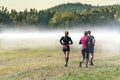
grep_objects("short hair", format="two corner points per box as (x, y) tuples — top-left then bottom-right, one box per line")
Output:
(88, 30), (91, 34)
(65, 31), (69, 34)
(84, 31), (88, 35)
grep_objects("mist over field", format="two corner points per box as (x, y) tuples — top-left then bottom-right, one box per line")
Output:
(0, 26), (120, 54)
(0, 26), (120, 80)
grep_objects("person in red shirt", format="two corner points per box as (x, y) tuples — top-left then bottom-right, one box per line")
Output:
(79, 31), (89, 68)
(60, 31), (73, 67)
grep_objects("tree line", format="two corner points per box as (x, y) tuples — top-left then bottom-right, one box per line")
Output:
(0, 3), (120, 28)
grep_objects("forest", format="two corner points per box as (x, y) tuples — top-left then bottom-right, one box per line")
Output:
(0, 3), (120, 28)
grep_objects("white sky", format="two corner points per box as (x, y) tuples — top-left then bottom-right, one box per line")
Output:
(0, 0), (120, 11)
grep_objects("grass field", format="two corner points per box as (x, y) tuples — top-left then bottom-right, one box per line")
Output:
(0, 47), (120, 80)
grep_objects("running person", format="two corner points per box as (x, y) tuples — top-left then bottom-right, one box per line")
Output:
(60, 31), (73, 67)
(79, 31), (89, 68)
(88, 30), (95, 65)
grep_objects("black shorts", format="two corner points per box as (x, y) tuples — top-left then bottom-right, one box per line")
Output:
(81, 48), (89, 59)
(63, 46), (70, 52)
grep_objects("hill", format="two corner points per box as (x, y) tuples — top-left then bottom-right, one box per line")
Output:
(0, 3), (120, 27)
(47, 3), (99, 13)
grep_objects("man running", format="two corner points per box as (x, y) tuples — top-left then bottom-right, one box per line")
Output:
(60, 31), (73, 67)
(88, 30), (95, 66)
(79, 31), (89, 68)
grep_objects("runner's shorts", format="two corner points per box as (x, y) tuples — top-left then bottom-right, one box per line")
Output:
(89, 47), (94, 53)
(63, 46), (70, 52)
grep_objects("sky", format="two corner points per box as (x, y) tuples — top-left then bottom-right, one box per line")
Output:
(0, 0), (120, 11)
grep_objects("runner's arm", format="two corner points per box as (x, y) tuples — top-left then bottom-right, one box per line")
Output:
(69, 37), (73, 45)
(60, 37), (64, 45)
(79, 40), (82, 44)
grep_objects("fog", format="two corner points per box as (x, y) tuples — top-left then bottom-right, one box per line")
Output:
(0, 27), (120, 54)
(0, 31), (61, 49)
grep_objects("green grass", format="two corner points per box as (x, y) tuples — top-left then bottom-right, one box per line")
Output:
(54, 65), (120, 80)
(54, 55), (120, 80)
(0, 47), (119, 80)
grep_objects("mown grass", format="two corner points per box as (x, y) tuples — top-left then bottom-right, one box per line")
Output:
(53, 55), (120, 80)
(54, 65), (120, 80)
(0, 47), (119, 80)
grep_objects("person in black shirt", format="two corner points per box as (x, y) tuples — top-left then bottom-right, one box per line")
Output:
(60, 31), (73, 67)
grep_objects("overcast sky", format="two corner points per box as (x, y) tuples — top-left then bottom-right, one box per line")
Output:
(0, 0), (120, 11)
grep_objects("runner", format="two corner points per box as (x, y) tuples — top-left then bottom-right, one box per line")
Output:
(88, 30), (95, 66)
(60, 31), (73, 67)
(79, 31), (89, 68)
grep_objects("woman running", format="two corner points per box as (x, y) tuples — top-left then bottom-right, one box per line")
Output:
(60, 31), (73, 67)
(79, 31), (89, 68)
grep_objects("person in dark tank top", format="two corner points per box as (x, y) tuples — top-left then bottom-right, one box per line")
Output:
(88, 30), (95, 66)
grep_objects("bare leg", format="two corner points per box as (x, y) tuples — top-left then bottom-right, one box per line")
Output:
(91, 53), (94, 61)
(90, 53), (94, 65)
